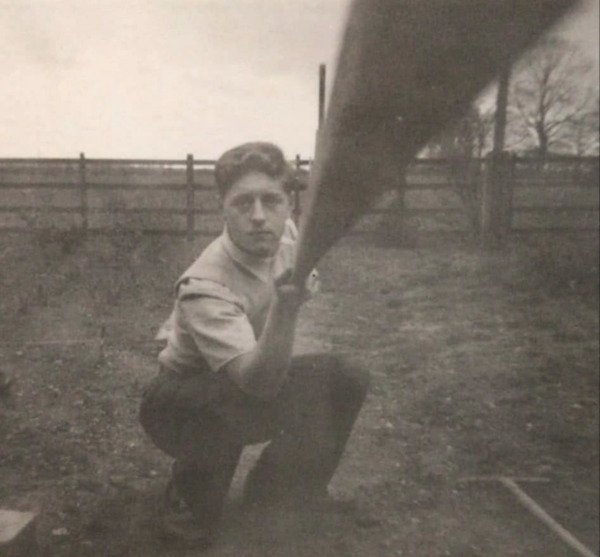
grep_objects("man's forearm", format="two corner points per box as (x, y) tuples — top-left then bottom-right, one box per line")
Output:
(224, 297), (300, 399)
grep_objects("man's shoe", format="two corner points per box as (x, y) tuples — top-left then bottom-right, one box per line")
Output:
(159, 480), (216, 549)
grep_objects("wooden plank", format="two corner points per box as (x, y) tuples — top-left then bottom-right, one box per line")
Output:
(83, 157), (186, 166)
(368, 207), (464, 215)
(0, 155), (595, 166)
(85, 182), (189, 190)
(1, 223), (594, 236)
(515, 154), (599, 163)
(0, 182), (216, 191)
(406, 208), (465, 216)
(7, 205), (592, 219)
(405, 181), (464, 191)
(413, 158), (461, 166)
(499, 478), (598, 557)
(0, 206), (221, 215)
(514, 179), (599, 188)
(0, 226), (219, 236)
(0, 182), (78, 189)
(0, 158), (76, 164)
(512, 225), (599, 232)
(0, 180), (488, 192)
(515, 206), (599, 213)
(0, 206), (84, 214)
(0, 509), (38, 556)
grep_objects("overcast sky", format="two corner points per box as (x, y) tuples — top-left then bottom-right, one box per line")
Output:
(1, 0), (598, 159)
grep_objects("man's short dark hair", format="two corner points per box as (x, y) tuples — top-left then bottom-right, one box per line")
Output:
(214, 142), (294, 198)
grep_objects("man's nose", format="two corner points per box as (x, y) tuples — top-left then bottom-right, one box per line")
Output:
(250, 199), (266, 223)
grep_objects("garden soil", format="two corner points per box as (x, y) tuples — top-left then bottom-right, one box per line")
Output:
(0, 230), (597, 556)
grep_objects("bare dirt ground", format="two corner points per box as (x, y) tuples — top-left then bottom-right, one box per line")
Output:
(0, 228), (598, 556)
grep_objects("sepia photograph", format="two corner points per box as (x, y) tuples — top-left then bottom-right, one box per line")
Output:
(1, 1), (598, 555)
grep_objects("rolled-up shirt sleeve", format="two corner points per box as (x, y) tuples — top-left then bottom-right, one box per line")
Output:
(177, 279), (256, 372)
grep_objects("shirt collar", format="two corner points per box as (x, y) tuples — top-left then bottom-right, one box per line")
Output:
(221, 226), (275, 283)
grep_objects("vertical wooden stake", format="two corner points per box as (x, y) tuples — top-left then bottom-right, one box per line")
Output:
(502, 154), (516, 237)
(293, 154), (302, 225)
(186, 154), (195, 242)
(481, 153), (500, 248)
(315, 63), (327, 152)
(78, 152), (88, 233)
(394, 172), (407, 244)
(318, 64), (326, 128)
(493, 60), (511, 154)
(98, 323), (106, 363)
(481, 151), (513, 249)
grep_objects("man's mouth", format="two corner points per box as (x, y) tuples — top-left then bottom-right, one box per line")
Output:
(249, 231), (275, 239)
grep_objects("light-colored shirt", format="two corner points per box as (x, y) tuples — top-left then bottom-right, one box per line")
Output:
(157, 219), (318, 374)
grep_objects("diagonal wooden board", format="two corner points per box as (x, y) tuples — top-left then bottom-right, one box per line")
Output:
(0, 509), (37, 554)
(293, 0), (578, 283)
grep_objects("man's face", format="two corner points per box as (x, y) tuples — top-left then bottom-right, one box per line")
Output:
(222, 171), (292, 257)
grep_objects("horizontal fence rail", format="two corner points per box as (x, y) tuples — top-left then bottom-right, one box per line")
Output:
(0, 154), (598, 240)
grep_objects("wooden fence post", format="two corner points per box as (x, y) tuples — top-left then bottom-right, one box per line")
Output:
(318, 64), (326, 128)
(293, 154), (302, 224)
(480, 151), (514, 248)
(78, 152), (88, 232)
(394, 172), (407, 243)
(503, 154), (516, 237)
(186, 154), (194, 241)
(315, 64), (327, 153)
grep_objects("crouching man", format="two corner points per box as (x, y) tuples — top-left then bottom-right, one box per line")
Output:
(139, 142), (369, 547)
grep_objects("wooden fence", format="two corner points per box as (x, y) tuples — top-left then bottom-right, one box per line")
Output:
(0, 154), (597, 241)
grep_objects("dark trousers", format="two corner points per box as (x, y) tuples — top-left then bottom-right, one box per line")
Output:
(139, 354), (369, 526)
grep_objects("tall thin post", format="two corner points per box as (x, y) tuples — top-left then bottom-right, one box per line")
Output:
(78, 152), (88, 233)
(293, 154), (302, 224)
(481, 151), (512, 249)
(318, 64), (326, 129)
(503, 153), (516, 236)
(482, 57), (513, 248)
(493, 61), (511, 154)
(394, 172), (407, 245)
(186, 154), (195, 241)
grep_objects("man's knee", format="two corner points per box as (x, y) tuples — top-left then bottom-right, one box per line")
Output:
(330, 355), (370, 404)
(139, 381), (180, 458)
(290, 353), (370, 402)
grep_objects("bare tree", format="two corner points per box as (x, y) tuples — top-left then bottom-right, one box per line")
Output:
(425, 105), (494, 159)
(561, 94), (599, 156)
(509, 37), (598, 158)
(422, 106), (495, 232)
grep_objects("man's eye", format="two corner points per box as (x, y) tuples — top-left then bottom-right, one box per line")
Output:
(262, 195), (282, 207)
(233, 197), (253, 209)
